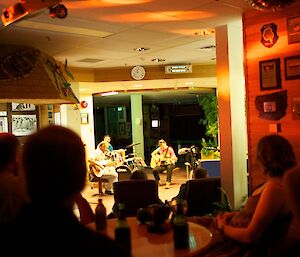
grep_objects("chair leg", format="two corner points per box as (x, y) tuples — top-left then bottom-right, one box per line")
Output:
(92, 181), (106, 196)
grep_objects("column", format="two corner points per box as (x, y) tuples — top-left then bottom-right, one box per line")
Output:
(216, 18), (248, 210)
(130, 94), (145, 160)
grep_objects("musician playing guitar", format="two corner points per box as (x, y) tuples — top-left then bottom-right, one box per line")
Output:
(89, 141), (118, 195)
(151, 139), (177, 189)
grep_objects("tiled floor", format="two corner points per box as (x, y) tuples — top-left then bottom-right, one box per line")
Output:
(77, 167), (188, 216)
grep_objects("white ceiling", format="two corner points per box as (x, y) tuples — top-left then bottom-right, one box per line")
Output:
(0, 0), (253, 104)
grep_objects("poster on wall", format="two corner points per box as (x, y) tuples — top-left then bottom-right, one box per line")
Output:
(12, 114), (37, 136)
(12, 103), (36, 111)
(0, 117), (8, 133)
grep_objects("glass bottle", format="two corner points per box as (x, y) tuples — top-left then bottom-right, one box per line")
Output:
(95, 198), (107, 231)
(114, 203), (131, 254)
(173, 199), (189, 249)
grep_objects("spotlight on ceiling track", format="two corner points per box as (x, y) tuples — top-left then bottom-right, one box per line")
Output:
(49, 4), (68, 19)
(245, 0), (296, 11)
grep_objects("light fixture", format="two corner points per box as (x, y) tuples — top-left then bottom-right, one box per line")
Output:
(195, 29), (215, 36)
(133, 84), (144, 88)
(49, 4), (68, 19)
(101, 91), (119, 96)
(134, 47), (150, 52)
(185, 82), (194, 85)
(198, 45), (216, 50)
(245, 0), (295, 11)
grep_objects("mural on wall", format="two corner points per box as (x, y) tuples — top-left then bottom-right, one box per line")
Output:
(255, 90), (287, 120)
(260, 23), (279, 48)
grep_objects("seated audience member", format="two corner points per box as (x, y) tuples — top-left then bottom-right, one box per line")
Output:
(130, 169), (148, 180)
(281, 165), (300, 256)
(2, 126), (131, 257)
(0, 133), (28, 226)
(107, 169), (151, 218)
(151, 139), (177, 188)
(188, 134), (297, 257)
(90, 141), (118, 195)
(171, 166), (208, 202)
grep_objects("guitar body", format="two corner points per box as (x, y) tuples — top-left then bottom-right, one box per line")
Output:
(150, 155), (171, 168)
(88, 159), (115, 178)
(150, 155), (160, 168)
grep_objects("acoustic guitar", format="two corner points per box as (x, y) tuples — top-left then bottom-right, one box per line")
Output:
(150, 154), (172, 169)
(88, 159), (115, 177)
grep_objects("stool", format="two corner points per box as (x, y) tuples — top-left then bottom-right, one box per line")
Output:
(185, 162), (194, 180)
(91, 178), (109, 196)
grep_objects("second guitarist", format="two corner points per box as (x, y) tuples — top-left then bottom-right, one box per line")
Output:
(151, 139), (177, 188)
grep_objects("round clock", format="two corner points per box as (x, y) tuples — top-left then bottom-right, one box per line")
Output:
(131, 65), (146, 80)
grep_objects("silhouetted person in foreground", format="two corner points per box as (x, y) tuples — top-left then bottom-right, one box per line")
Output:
(2, 126), (131, 257)
(0, 133), (28, 226)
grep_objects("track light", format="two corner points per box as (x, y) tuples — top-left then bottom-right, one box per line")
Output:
(49, 4), (68, 19)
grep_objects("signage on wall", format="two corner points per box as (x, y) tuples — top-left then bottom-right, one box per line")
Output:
(260, 23), (278, 48)
(165, 64), (192, 74)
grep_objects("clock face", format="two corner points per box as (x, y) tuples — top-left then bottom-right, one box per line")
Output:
(131, 66), (146, 80)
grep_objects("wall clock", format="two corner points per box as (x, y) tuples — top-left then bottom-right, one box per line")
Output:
(131, 66), (146, 80)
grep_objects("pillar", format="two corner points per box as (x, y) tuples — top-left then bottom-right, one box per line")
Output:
(130, 94), (145, 159)
(216, 18), (248, 210)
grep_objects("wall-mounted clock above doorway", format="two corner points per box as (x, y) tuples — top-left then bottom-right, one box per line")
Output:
(131, 65), (146, 80)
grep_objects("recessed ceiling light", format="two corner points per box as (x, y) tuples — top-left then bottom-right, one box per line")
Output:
(198, 45), (216, 51)
(195, 29), (215, 36)
(133, 84), (144, 88)
(101, 91), (119, 96)
(134, 47), (150, 52)
(185, 82), (194, 85)
(152, 58), (166, 62)
(77, 58), (104, 63)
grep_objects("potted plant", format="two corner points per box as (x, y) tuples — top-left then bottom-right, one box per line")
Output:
(198, 93), (219, 159)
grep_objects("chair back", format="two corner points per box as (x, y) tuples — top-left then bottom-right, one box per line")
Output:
(113, 180), (163, 217)
(185, 177), (221, 216)
(74, 194), (95, 225)
(200, 159), (220, 177)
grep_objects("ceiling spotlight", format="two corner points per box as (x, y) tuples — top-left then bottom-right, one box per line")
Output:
(49, 4), (68, 19)
(151, 58), (166, 62)
(134, 47), (150, 52)
(195, 29), (215, 36)
(101, 91), (119, 96)
(198, 45), (216, 50)
(245, 0), (295, 11)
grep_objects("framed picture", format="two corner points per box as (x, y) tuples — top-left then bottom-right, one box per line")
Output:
(119, 123), (126, 136)
(287, 16), (300, 44)
(0, 117), (8, 133)
(12, 103), (36, 111)
(12, 114), (37, 136)
(292, 97), (300, 120)
(80, 113), (89, 124)
(259, 58), (281, 91)
(117, 106), (126, 122)
(284, 55), (300, 80)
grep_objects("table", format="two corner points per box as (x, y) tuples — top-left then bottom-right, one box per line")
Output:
(87, 217), (212, 257)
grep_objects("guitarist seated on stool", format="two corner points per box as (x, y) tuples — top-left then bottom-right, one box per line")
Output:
(89, 141), (118, 195)
(151, 139), (177, 188)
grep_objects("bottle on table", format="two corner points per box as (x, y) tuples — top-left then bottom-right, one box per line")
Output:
(95, 198), (107, 231)
(114, 203), (131, 254)
(173, 199), (189, 249)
